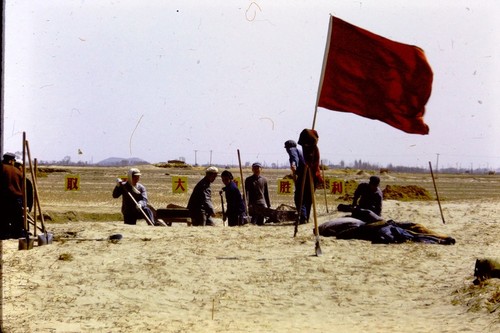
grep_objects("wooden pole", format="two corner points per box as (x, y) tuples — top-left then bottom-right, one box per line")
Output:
(308, 168), (322, 256)
(429, 161), (445, 224)
(220, 191), (226, 227)
(321, 160), (328, 213)
(237, 149), (248, 225)
(25, 140), (48, 235)
(294, 165), (308, 238)
(22, 132), (28, 234)
(312, 15), (334, 129)
(31, 158), (50, 236)
(32, 159), (38, 237)
(125, 191), (155, 226)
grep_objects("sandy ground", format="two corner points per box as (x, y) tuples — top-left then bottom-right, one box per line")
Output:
(1, 200), (499, 333)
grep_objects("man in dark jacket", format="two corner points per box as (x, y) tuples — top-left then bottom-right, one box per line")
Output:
(188, 166), (218, 226)
(220, 170), (246, 227)
(0, 153), (27, 239)
(352, 176), (383, 221)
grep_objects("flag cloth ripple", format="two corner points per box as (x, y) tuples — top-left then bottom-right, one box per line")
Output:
(317, 16), (433, 135)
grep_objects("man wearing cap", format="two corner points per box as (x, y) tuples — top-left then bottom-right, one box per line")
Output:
(351, 176), (383, 221)
(0, 153), (27, 239)
(112, 168), (155, 225)
(284, 140), (302, 181)
(187, 166), (218, 226)
(284, 140), (309, 224)
(244, 162), (271, 225)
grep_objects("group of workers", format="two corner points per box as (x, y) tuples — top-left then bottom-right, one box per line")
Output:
(112, 129), (383, 227)
(0, 130), (382, 237)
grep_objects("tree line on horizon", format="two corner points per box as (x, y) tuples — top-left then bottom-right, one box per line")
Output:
(34, 155), (497, 175)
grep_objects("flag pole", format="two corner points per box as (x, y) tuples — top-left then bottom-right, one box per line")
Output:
(312, 14), (334, 130)
(309, 15), (333, 243)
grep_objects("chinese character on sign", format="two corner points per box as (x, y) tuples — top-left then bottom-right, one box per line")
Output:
(277, 179), (294, 195)
(233, 177), (241, 189)
(65, 175), (80, 191)
(172, 176), (188, 194)
(328, 178), (345, 195)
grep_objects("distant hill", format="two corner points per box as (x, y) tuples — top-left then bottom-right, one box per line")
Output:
(96, 157), (149, 166)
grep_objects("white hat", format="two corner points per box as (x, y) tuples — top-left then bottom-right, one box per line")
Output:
(128, 168), (142, 179)
(205, 166), (218, 174)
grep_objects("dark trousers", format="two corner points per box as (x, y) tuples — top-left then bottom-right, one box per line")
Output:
(123, 206), (155, 225)
(1, 197), (26, 239)
(189, 211), (215, 226)
(294, 178), (312, 224)
(249, 204), (267, 225)
(227, 214), (245, 227)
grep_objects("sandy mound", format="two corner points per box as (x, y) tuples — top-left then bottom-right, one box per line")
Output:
(383, 184), (432, 200)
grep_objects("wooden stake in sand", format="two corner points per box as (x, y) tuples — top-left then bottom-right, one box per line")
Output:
(429, 161), (446, 224)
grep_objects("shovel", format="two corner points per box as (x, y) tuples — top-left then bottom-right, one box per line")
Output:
(18, 236), (36, 250)
(308, 168), (322, 257)
(25, 146), (53, 246)
(220, 191), (226, 227)
(56, 234), (123, 243)
(126, 191), (155, 226)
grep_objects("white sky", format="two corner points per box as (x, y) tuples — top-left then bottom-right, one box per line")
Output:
(4, 0), (500, 169)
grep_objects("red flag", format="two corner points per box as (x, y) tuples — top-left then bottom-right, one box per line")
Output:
(317, 16), (433, 134)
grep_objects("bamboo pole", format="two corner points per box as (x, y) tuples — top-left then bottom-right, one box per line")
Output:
(429, 161), (445, 224)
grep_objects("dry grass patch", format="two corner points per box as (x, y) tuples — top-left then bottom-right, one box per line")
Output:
(452, 279), (500, 318)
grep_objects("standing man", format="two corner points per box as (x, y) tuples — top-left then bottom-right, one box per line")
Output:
(220, 170), (246, 227)
(245, 162), (271, 226)
(188, 166), (218, 226)
(284, 140), (301, 181)
(0, 153), (26, 239)
(284, 140), (308, 224)
(112, 168), (155, 225)
(352, 176), (383, 221)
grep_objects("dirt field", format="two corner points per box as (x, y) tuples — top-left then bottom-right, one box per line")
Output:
(1, 166), (499, 332)
(29, 164), (500, 221)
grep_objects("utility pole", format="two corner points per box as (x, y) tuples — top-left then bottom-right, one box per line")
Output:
(209, 150), (212, 165)
(435, 153), (440, 175)
(194, 150), (198, 166)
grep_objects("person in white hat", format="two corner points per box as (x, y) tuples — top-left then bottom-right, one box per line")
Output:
(187, 166), (218, 226)
(112, 168), (155, 225)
